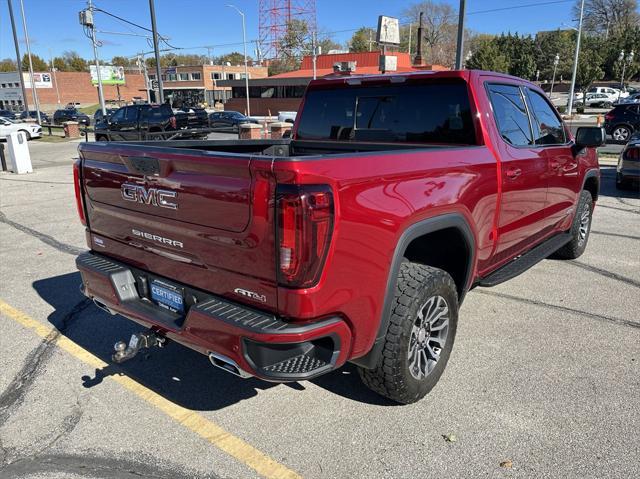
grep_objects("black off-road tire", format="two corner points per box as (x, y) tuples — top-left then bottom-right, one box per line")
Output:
(358, 262), (459, 404)
(553, 190), (593, 260)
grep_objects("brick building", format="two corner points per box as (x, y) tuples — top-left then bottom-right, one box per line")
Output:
(0, 71), (147, 112)
(220, 51), (448, 116)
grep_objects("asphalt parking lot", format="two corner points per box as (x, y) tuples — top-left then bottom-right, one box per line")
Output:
(0, 140), (638, 478)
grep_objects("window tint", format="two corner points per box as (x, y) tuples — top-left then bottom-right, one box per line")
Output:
(296, 81), (476, 144)
(110, 108), (125, 122)
(525, 89), (566, 145)
(487, 83), (532, 146)
(123, 106), (138, 122)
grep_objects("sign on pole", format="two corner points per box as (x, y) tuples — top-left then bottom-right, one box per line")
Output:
(22, 72), (53, 89)
(90, 65), (125, 85)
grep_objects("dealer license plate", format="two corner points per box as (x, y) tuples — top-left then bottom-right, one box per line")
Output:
(150, 279), (184, 313)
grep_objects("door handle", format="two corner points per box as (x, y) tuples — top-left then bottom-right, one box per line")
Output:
(506, 167), (522, 179)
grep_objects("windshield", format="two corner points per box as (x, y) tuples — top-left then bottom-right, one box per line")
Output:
(296, 80), (476, 145)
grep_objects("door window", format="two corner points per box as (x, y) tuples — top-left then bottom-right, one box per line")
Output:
(525, 89), (566, 145)
(123, 106), (138, 122)
(487, 83), (532, 146)
(110, 108), (125, 122)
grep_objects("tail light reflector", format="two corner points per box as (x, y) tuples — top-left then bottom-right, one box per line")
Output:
(277, 185), (334, 288)
(73, 159), (87, 226)
(604, 112), (614, 120)
(625, 147), (640, 161)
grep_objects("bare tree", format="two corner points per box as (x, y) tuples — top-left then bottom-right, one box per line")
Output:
(403, 1), (460, 66)
(573, 0), (640, 37)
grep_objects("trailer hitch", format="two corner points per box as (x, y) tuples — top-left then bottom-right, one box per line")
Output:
(112, 330), (166, 364)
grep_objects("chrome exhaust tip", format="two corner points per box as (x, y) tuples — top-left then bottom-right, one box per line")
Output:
(208, 352), (252, 379)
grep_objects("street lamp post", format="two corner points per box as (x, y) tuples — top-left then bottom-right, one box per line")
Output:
(618, 49), (635, 99)
(550, 54), (560, 98)
(226, 4), (250, 117)
(567, 0), (585, 116)
(19, 0), (41, 124)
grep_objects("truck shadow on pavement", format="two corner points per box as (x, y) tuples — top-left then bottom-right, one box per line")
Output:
(33, 272), (392, 411)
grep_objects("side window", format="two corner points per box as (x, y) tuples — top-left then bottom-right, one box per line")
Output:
(123, 107), (138, 122)
(525, 89), (566, 145)
(110, 108), (125, 122)
(487, 83), (532, 146)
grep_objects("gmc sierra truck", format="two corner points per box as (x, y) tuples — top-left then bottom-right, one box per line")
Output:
(74, 70), (605, 404)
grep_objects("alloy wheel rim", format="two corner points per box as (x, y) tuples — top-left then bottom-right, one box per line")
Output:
(578, 203), (590, 245)
(408, 295), (449, 380)
(613, 128), (629, 141)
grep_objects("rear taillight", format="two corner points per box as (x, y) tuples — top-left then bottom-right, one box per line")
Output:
(169, 116), (177, 129)
(277, 185), (334, 288)
(605, 112), (614, 120)
(625, 147), (640, 161)
(73, 159), (87, 226)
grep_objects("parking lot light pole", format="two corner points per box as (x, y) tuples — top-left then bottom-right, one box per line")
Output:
(550, 54), (559, 98)
(226, 4), (250, 117)
(7, 0), (29, 114)
(18, 0), (41, 124)
(567, 0), (584, 117)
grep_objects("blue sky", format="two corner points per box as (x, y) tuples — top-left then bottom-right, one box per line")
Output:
(0, 0), (579, 63)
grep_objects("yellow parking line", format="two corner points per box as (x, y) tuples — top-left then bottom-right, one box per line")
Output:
(0, 299), (301, 479)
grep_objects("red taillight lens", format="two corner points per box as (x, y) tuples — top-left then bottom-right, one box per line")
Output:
(73, 159), (87, 226)
(170, 116), (177, 129)
(625, 147), (640, 161)
(277, 185), (334, 288)
(605, 112), (614, 120)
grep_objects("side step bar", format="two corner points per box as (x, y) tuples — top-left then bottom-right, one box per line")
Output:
(478, 233), (571, 287)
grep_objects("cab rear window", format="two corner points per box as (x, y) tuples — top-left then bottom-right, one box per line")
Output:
(296, 81), (476, 145)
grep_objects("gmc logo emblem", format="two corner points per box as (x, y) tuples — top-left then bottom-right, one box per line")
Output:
(121, 183), (178, 209)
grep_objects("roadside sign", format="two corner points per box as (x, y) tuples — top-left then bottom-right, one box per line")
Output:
(377, 16), (400, 45)
(22, 72), (53, 89)
(90, 65), (125, 85)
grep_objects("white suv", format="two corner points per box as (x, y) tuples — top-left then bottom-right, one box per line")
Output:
(575, 86), (628, 101)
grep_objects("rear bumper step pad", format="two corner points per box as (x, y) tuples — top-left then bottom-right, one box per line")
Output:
(76, 251), (351, 381)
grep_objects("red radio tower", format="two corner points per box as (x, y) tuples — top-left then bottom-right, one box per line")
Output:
(258, 0), (317, 61)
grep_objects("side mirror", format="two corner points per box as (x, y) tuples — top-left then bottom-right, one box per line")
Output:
(575, 126), (606, 149)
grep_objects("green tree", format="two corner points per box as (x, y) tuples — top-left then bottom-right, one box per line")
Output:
(534, 29), (575, 81)
(21, 53), (48, 72)
(575, 40), (605, 102)
(63, 51), (88, 71)
(216, 52), (246, 65)
(465, 38), (509, 73)
(0, 58), (17, 72)
(111, 56), (132, 67)
(52, 57), (67, 71)
(349, 27), (375, 52)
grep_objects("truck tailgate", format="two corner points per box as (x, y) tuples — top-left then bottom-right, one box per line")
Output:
(78, 142), (278, 310)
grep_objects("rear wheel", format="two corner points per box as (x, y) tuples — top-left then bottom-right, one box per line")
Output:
(358, 262), (458, 404)
(553, 190), (593, 260)
(612, 125), (631, 143)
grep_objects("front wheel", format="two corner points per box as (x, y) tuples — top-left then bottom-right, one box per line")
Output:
(553, 190), (593, 259)
(19, 130), (31, 140)
(358, 262), (458, 404)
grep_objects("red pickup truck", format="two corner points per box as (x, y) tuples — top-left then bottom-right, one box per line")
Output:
(74, 70), (604, 404)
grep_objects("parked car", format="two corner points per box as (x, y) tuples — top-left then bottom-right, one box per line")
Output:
(209, 111), (259, 130)
(19, 110), (50, 124)
(574, 86), (627, 102)
(175, 107), (209, 129)
(278, 111), (297, 123)
(74, 69), (605, 404)
(614, 93), (640, 105)
(0, 117), (42, 140)
(0, 109), (17, 120)
(93, 108), (118, 124)
(583, 93), (613, 108)
(604, 103), (640, 143)
(53, 108), (90, 126)
(616, 135), (640, 190)
(94, 103), (206, 141)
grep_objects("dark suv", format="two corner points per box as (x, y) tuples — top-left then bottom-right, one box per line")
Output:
(604, 104), (640, 143)
(19, 110), (50, 124)
(94, 103), (185, 141)
(53, 108), (91, 126)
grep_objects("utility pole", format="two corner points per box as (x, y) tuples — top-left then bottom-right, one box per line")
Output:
(7, 0), (29, 114)
(368, 30), (373, 52)
(49, 48), (61, 105)
(80, 0), (106, 116)
(454, 0), (466, 69)
(312, 31), (319, 80)
(408, 22), (412, 56)
(567, 0), (584, 116)
(19, 0), (40, 123)
(149, 0), (164, 104)
(414, 12), (424, 66)
(226, 4), (250, 117)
